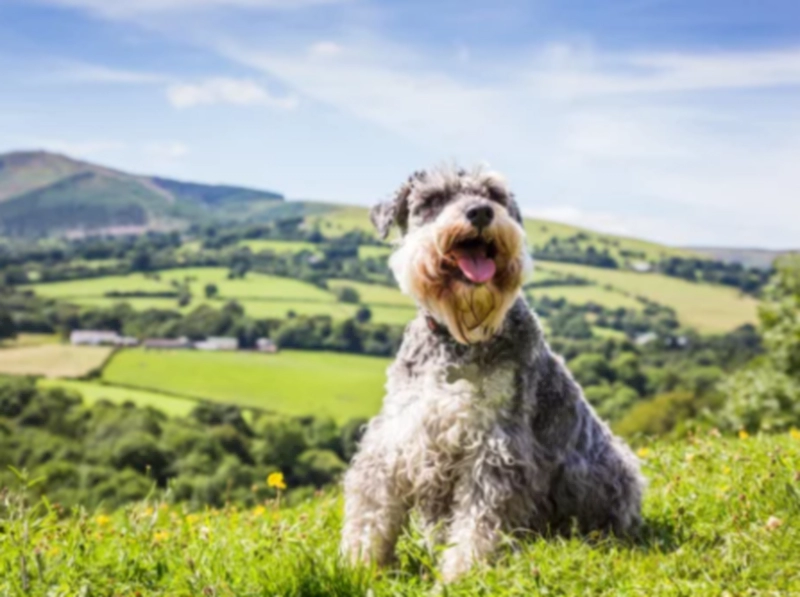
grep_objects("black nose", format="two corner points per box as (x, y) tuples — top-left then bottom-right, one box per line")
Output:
(466, 205), (494, 229)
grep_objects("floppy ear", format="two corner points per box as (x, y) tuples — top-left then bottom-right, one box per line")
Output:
(369, 180), (412, 239)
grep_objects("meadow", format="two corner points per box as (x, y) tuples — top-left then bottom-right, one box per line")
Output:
(540, 262), (760, 333)
(23, 267), (397, 324)
(38, 378), (197, 416)
(101, 348), (391, 422)
(2, 431), (798, 595)
(0, 344), (112, 378)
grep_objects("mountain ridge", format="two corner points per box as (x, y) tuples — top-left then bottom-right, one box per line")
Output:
(0, 150), (285, 238)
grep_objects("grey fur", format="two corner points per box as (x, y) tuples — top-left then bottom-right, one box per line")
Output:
(342, 167), (644, 582)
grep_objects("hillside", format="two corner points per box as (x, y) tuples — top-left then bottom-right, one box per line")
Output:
(0, 151), (285, 238)
(690, 247), (797, 269)
(2, 431), (798, 595)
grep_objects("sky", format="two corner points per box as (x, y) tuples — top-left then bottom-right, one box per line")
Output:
(1, 0), (800, 249)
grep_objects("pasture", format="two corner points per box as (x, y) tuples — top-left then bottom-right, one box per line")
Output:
(539, 261), (760, 333)
(102, 349), (391, 422)
(39, 378), (196, 416)
(0, 344), (112, 378)
(3, 432), (798, 595)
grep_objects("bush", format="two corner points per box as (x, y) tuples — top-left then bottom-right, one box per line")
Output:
(293, 449), (346, 487)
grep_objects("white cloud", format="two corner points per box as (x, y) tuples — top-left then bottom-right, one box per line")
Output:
(143, 141), (189, 159)
(531, 47), (800, 99)
(308, 41), (343, 58)
(166, 78), (297, 109)
(217, 40), (800, 247)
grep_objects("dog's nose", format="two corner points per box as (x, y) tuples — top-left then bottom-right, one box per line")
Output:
(466, 205), (494, 229)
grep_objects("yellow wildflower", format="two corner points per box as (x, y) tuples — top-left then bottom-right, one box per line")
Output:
(48, 546), (61, 557)
(738, 430), (750, 440)
(790, 428), (800, 440)
(143, 506), (155, 516)
(722, 466), (732, 475)
(636, 447), (650, 459)
(95, 515), (111, 527)
(153, 530), (170, 543)
(185, 513), (200, 525)
(253, 505), (267, 517)
(267, 472), (287, 491)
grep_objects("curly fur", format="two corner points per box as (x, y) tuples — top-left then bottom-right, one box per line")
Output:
(342, 166), (644, 582)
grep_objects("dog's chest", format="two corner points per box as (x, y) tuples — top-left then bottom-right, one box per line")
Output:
(390, 363), (518, 464)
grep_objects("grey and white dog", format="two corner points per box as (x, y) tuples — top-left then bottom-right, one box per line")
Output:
(340, 166), (643, 582)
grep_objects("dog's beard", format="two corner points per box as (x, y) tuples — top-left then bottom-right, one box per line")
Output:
(392, 212), (529, 345)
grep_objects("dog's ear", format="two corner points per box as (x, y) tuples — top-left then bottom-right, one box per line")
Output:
(370, 179), (412, 239)
(506, 193), (524, 225)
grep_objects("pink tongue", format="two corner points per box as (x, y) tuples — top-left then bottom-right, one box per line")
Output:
(456, 256), (496, 284)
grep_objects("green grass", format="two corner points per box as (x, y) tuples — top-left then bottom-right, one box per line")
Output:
(327, 279), (414, 308)
(2, 432), (798, 595)
(358, 245), (392, 259)
(0, 344), (113, 378)
(38, 379), (196, 416)
(239, 239), (322, 254)
(102, 349), (390, 422)
(537, 261), (759, 333)
(529, 285), (643, 310)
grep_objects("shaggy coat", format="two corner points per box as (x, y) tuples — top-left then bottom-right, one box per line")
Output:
(341, 167), (643, 582)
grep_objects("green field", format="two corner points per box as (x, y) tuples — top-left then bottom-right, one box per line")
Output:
(529, 284), (643, 310)
(102, 349), (391, 422)
(23, 267), (416, 325)
(39, 379), (196, 416)
(3, 432), (798, 595)
(0, 344), (112, 378)
(327, 279), (414, 308)
(239, 239), (322, 254)
(539, 261), (759, 333)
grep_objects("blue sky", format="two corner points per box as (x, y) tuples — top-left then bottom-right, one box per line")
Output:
(1, 0), (800, 248)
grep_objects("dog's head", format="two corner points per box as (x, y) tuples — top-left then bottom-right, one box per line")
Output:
(372, 166), (531, 345)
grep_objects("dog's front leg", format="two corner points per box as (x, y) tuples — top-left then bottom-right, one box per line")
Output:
(439, 474), (504, 583)
(340, 452), (407, 568)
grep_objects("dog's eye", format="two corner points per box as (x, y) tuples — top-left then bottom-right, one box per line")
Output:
(486, 186), (507, 205)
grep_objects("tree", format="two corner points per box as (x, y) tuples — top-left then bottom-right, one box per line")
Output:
(334, 285), (361, 304)
(355, 306), (372, 324)
(720, 256), (800, 432)
(204, 283), (219, 299)
(0, 308), (15, 341)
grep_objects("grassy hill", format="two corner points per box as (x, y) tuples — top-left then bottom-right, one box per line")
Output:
(0, 151), (285, 238)
(2, 431), (798, 595)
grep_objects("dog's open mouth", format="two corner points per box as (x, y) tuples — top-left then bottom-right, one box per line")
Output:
(449, 237), (498, 284)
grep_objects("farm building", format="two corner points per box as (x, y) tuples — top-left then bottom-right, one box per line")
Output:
(195, 337), (239, 351)
(143, 337), (194, 350)
(70, 330), (138, 346)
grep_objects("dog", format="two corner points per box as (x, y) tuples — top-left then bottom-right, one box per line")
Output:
(340, 166), (643, 582)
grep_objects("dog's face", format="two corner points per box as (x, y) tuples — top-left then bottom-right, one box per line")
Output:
(372, 167), (531, 344)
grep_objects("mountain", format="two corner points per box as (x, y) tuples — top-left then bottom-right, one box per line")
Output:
(0, 151), (286, 238)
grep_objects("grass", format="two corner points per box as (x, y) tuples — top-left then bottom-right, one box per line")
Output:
(102, 349), (391, 422)
(0, 333), (60, 349)
(37, 379), (197, 416)
(21, 268), (414, 325)
(327, 279), (414, 308)
(2, 432), (798, 595)
(529, 285), (643, 310)
(0, 344), (112, 378)
(538, 261), (759, 333)
(239, 239), (322, 254)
